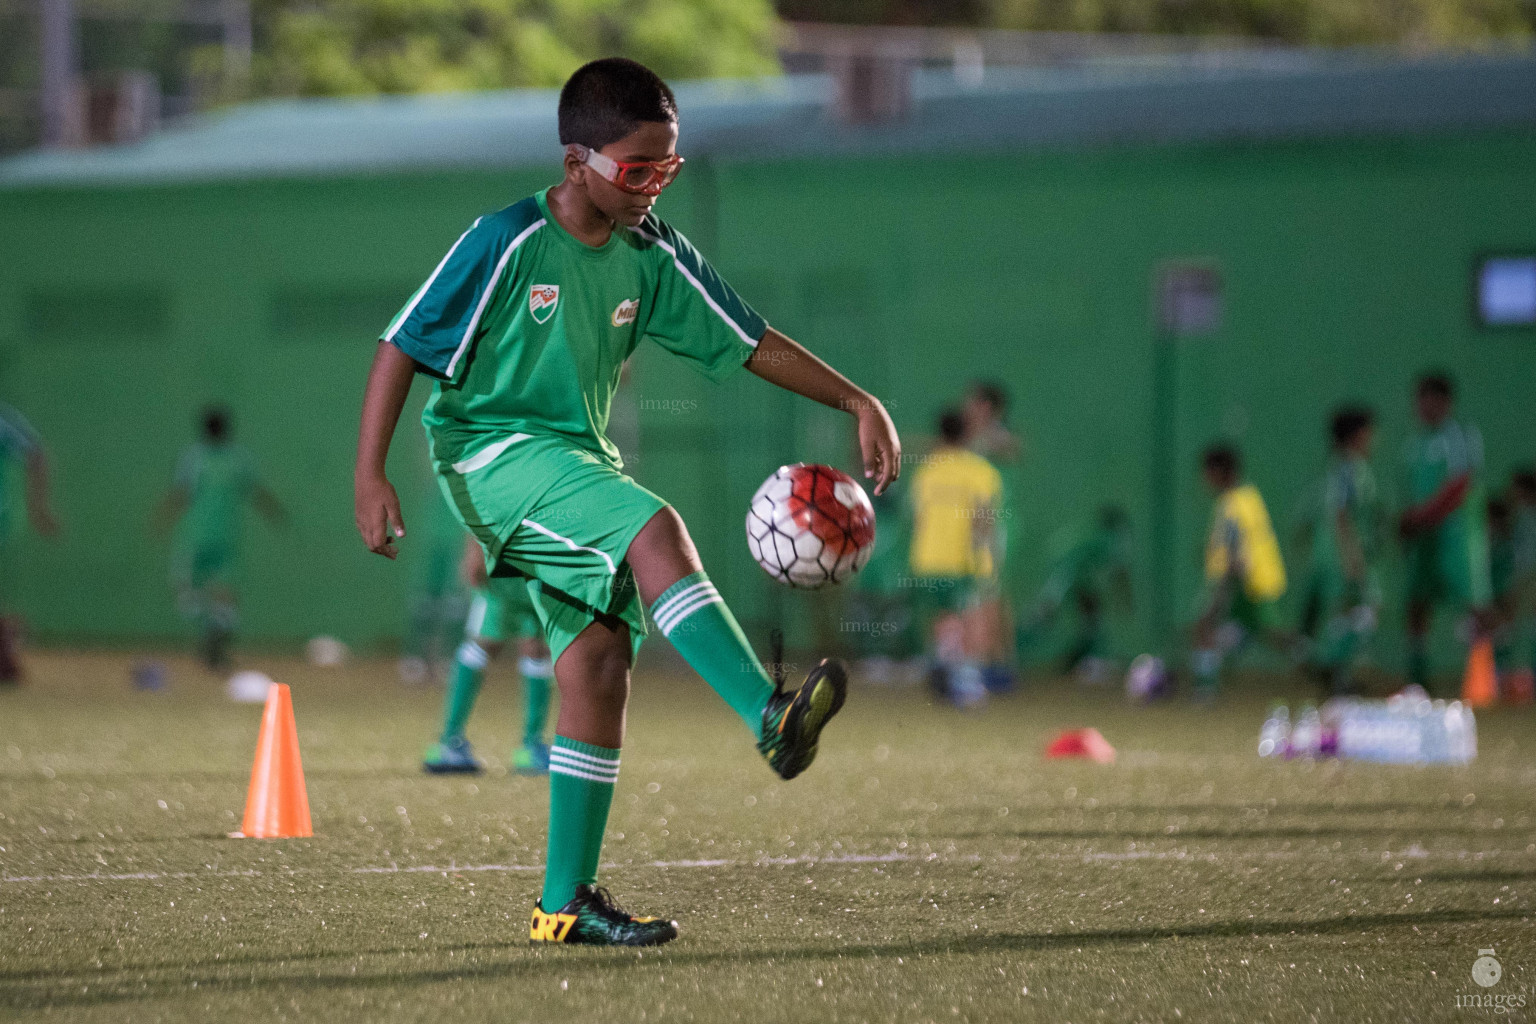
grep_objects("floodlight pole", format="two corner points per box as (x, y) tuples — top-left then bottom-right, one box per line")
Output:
(39, 0), (81, 148)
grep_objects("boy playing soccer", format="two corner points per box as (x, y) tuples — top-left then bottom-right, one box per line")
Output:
(354, 58), (900, 946)
(1017, 504), (1132, 683)
(158, 407), (285, 670)
(907, 409), (1003, 708)
(1398, 372), (1492, 692)
(1297, 407), (1382, 695)
(423, 536), (555, 775)
(0, 401), (59, 683)
(1191, 445), (1289, 700)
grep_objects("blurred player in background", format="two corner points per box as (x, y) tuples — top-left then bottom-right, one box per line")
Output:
(399, 467), (472, 685)
(0, 402), (59, 683)
(1499, 469), (1536, 701)
(1296, 406), (1382, 695)
(1398, 372), (1491, 693)
(355, 59), (899, 946)
(961, 381), (1021, 691)
(908, 409), (1003, 708)
(1016, 504), (1132, 684)
(1191, 444), (1289, 701)
(157, 407), (285, 671)
(423, 536), (554, 774)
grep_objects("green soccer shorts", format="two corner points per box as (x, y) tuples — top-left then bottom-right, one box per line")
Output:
(1197, 586), (1283, 637)
(465, 577), (542, 644)
(170, 539), (237, 592)
(436, 435), (667, 667)
(1406, 526), (1492, 609)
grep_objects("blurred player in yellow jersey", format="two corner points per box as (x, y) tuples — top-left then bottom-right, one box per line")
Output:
(1192, 444), (1290, 701)
(908, 409), (1003, 708)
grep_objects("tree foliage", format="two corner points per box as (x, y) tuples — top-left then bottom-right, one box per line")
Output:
(777, 0), (1536, 45)
(234, 0), (779, 98)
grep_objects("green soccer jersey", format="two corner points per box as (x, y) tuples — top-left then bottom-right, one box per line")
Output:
(1402, 418), (1484, 533)
(174, 441), (259, 549)
(0, 403), (39, 538)
(383, 189), (766, 473)
(1044, 520), (1130, 595)
(1313, 454), (1381, 570)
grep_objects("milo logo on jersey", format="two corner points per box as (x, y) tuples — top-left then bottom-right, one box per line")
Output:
(529, 285), (560, 324)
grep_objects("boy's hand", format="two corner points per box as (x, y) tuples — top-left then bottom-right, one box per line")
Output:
(355, 474), (405, 558)
(856, 401), (901, 496)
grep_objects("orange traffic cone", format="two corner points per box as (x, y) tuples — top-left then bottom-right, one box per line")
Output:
(1461, 638), (1498, 710)
(232, 682), (313, 839)
(1044, 727), (1116, 764)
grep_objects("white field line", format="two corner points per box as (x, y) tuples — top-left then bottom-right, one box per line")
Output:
(0, 851), (912, 885)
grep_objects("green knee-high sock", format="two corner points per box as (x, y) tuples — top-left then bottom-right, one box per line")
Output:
(518, 655), (553, 747)
(651, 571), (775, 736)
(542, 737), (619, 910)
(440, 640), (488, 742)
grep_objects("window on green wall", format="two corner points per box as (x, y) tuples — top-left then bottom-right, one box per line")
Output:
(1476, 256), (1536, 328)
(23, 286), (171, 341)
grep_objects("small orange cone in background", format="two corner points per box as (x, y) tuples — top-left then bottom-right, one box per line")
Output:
(1044, 727), (1116, 764)
(232, 682), (313, 839)
(1462, 638), (1498, 710)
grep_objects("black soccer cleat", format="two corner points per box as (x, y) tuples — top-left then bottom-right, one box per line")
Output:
(757, 632), (848, 781)
(529, 884), (679, 946)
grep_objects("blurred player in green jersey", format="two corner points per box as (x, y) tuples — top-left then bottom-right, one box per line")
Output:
(1398, 373), (1492, 692)
(1297, 406), (1383, 695)
(1017, 504), (1132, 683)
(158, 407), (285, 670)
(0, 402), (59, 683)
(354, 59), (900, 946)
(423, 535), (554, 774)
(1191, 445), (1290, 701)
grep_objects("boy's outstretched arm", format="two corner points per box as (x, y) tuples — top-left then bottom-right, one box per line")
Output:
(355, 341), (417, 558)
(23, 449), (59, 538)
(746, 328), (901, 495)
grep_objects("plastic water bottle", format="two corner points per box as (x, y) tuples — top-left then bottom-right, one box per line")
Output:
(1257, 704), (1290, 757)
(1332, 697), (1476, 764)
(1288, 704), (1323, 758)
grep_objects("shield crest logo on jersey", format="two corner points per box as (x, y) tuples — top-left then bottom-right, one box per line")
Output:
(529, 285), (560, 324)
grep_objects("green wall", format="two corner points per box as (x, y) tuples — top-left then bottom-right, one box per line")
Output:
(1, 130), (1533, 668)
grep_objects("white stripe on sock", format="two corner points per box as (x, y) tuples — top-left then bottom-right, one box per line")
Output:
(457, 641), (488, 670)
(549, 761), (620, 785)
(651, 580), (713, 626)
(655, 584), (719, 634)
(518, 656), (553, 679)
(550, 746), (620, 770)
(658, 592), (724, 637)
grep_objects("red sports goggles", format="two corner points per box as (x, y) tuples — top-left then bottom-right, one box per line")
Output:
(568, 144), (684, 196)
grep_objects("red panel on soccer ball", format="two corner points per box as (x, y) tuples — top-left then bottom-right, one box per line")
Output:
(785, 464), (875, 558)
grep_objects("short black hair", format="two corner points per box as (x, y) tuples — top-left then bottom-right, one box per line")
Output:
(1098, 504), (1129, 531)
(1330, 405), (1374, 448)
(1416, 371), (1454, 401)
(558, 58), (677, 150)
(937, 408), (967, 444)
(1202, 444), (1240, 479)
(969, 380), (1009, 417)
(1512, 467), (1536, 498)
(201, 405), (230, 442)
(1488, 496), (1511, 527)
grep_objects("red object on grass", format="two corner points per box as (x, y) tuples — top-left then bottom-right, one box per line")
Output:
(1044, 728), (1116, 764)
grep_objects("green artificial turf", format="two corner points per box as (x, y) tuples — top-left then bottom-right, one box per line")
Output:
(1, 651), (1532, 1022)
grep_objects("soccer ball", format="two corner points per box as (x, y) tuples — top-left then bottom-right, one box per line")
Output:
(746, 463), (876, 588)
(1125, 654), (1170, 703)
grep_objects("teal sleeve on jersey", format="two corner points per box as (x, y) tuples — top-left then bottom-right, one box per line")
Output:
(383, 202), (543, 382)
(633, 218), (766, 383)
